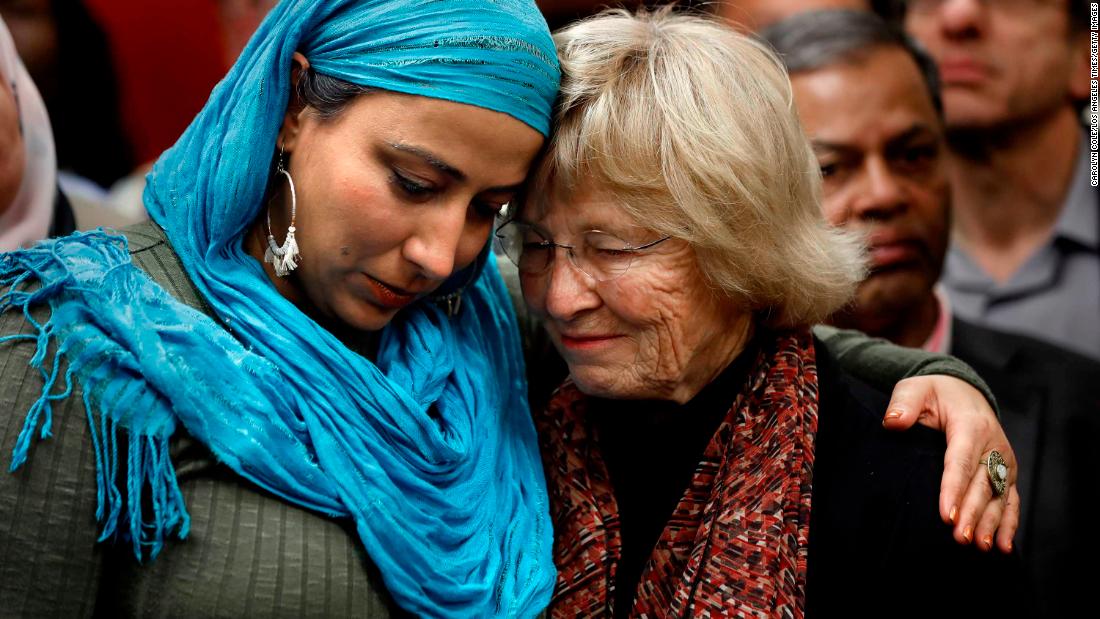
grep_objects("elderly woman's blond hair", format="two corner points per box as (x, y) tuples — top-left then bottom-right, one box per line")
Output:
(528, 7), (866, 327)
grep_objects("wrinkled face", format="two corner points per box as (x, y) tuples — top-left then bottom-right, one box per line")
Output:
(0, 75), (24, 216)
(519, 183), (752, 403)
(273, 90), (543, 332)
(791, 47), (949, 330)
(905, 0), (1087, 129)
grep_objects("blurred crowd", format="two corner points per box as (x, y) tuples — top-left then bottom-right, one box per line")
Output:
(0, 0), (1096, 616)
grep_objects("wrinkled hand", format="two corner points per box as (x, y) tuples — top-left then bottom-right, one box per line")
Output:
(882, 375), (1018, 553)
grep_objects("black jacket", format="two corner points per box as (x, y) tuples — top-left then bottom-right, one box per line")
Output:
(950, 318), (1100, 618)
(807, 340), (1031, 618)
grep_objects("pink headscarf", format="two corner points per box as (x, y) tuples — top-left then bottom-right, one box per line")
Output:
(0, 16), (56, 251)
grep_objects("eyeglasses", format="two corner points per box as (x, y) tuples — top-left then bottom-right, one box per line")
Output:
(495, 220), (671, 282)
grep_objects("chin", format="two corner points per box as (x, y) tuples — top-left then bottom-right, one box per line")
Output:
(331, 300), (398, 333)
(860, 270), (931, 303)
(943, 93), (1007, 131)
(568, 369), (618, 398)
(568, 365), (646, 400)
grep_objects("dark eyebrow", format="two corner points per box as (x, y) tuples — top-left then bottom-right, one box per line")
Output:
(388, 142), (466, 182)
(885, 124), (940, 150)
(811, 123), (940, 156)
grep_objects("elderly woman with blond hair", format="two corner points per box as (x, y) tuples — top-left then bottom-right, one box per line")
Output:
(499, 7), (1027, 617)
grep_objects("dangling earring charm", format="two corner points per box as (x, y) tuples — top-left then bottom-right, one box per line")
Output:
(264, 149), (300, 277)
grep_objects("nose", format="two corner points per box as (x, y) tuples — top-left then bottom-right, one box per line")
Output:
(402, 200), (475, 281)
(541, 249), (602, 322)
(936, 0), (986, 39)
(850, 158), (908, 222)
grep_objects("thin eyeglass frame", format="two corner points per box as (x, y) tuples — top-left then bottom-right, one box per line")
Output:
(495, 220), (672, 282)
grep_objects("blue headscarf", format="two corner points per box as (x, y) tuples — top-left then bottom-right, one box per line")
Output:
(0, 1), (559, 616)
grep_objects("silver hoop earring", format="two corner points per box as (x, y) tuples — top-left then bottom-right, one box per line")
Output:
(264, 149), (300, 277)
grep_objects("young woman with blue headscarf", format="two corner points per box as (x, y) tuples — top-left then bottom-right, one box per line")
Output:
(0, 1), (1019, 616)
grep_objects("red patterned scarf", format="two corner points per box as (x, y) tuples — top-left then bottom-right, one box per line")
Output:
(535, 329), (819, 618)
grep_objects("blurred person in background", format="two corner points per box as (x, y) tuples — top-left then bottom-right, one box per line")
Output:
(716, 0), (869, 30)
(537, 1), (895, 32)
(0, 0), (132, 187)
(904, 0), (1097, 359)
(713, 0), (908, 30)
(763, 10), (1100, 615)
(0, 14), (73, 250)
(0, 0), (146, 228)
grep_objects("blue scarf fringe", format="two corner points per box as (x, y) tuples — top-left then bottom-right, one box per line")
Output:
(1, 232), (190, 560)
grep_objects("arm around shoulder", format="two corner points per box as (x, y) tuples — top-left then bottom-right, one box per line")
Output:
(814, 325), (997, 414)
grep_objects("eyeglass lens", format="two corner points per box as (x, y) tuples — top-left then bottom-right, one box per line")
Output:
(495, 222), (640, 281)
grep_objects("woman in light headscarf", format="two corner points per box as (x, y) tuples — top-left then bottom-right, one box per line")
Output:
(0, 1), (1016, 616)
(0, 15), (73, 250)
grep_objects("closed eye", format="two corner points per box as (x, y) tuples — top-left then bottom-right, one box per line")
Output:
(593, 247), (631, 257)
(392, 170), (434, 198)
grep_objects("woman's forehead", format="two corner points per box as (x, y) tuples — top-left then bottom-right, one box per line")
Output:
(528, 184), (653, 237)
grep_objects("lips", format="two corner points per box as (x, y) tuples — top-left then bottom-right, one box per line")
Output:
(363, 274), (419, 309)
(937, 58), (990, 85)
(868, 242), (918, 267)
(866, 230), (928, 270)
(558, 333), (624, 351)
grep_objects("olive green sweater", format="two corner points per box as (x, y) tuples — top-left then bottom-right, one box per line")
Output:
(0, 222), (992, 617)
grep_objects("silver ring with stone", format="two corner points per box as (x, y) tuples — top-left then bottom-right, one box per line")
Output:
(979, 450), (1008, 497)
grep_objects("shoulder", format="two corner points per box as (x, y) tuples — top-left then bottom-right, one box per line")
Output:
(813, 337), (953, 513)
(812, 324), (996, 412)
(952, 317), (1100, 415)
(952, 317), (1100, 379)
(117, 222), (211, 315)
(813, 336), (935, 449)
(120, 219), (170, 253)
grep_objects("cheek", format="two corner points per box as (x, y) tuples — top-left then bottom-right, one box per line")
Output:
(909, 178), (949, 231)
(599, 280), (658, 329)
(297, 170), (401, 257)
(821, 195), (850, 226)
(602, 276), (697, 345)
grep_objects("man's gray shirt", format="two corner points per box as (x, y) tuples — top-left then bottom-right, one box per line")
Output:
(943, 134), (1100, 360)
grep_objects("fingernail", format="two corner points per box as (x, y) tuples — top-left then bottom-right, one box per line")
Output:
(884, 410), (903, 422)
(949, 505), (958, 523)
(963, 526), (973, 543)
(982, 534), (992, 549)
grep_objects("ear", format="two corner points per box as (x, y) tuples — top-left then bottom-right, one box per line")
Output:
(1066, 30), (1091, 101)
(277, 52), (312, 152)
